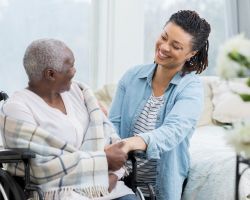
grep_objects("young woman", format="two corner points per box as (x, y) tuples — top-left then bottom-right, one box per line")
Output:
(109, 10), (211, 200)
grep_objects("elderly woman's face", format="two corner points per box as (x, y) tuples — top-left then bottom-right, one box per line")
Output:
(154, 22), (196, 70)
(55, 48), (76, 92)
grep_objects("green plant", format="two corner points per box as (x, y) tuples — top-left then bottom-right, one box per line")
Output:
(216, 34), (250, 102)
(228, 51), (250, 101)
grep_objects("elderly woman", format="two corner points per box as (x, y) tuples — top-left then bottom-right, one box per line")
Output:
(0, 39), (136, 200)
(109, 10), (211, 200)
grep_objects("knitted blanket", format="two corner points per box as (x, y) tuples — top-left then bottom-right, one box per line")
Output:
(0, 83), (119, 199)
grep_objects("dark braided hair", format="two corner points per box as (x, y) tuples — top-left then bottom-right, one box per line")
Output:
(167, 10), (211, 74)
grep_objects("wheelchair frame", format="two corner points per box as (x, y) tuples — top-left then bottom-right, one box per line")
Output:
(124, 151), (156, 200)
(0, 149), (44, 200)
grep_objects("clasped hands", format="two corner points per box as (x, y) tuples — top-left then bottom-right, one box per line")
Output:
(104, 137), (147, 192)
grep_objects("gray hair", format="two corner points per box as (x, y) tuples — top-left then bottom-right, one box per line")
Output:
(23, 38), (71, 80)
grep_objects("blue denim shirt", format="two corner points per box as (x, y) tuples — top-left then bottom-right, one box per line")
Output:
(109, 63), (204, 200)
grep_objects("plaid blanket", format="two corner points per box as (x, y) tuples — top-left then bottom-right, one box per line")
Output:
(0, 83), (119, 199)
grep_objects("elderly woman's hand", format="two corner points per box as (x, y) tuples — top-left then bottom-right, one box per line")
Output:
(104, 142), (128, 171)
(108, 173), (118, 193)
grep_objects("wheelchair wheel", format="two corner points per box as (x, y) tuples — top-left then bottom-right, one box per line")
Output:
(0, 169), (26, 200)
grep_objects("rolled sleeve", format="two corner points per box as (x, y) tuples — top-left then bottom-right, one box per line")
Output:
(138, 133), (160, 159)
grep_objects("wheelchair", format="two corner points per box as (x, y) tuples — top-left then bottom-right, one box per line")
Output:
(0, 91), (155, 200)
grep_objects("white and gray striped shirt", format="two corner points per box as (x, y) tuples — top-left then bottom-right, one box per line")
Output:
(127, 93), (164, 196)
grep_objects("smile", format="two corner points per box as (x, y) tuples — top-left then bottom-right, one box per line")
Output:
(157, 49), (171, 60)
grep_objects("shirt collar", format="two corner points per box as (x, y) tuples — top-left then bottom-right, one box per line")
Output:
(138, 63), (183, 86)
(170, 71), (182, 85)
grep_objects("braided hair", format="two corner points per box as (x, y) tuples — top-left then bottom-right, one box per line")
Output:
(167, 10), (211, 74)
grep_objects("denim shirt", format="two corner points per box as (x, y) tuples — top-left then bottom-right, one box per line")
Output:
(109, 63), (204, 200)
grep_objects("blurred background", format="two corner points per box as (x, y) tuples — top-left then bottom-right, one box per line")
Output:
(0, 0), (249, 94)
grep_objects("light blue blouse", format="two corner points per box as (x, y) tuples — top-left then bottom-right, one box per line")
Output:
(109, 63), (204, 200)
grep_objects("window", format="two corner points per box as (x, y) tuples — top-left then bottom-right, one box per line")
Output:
(144, 0), (227, 75)
(0, 0), (91, 94)
(0, 0), (240, 93)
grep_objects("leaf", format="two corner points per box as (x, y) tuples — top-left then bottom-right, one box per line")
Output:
(247, 78), (250, 87)
(239, 93), (250, 102)
(228, 51), (250, 69)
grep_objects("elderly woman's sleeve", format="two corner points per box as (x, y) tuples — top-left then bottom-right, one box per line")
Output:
(2, 102), (37, 125)
(138, 80), (204, 159)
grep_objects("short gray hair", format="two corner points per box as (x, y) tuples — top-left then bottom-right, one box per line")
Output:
(23, 38), (71, 80)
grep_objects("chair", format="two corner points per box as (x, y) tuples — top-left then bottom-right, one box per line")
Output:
(0, 91), (147, 200)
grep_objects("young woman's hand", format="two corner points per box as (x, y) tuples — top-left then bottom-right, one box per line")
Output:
(122, 136), (147, 153)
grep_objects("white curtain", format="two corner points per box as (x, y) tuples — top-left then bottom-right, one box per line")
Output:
(225, 0), (250, 38)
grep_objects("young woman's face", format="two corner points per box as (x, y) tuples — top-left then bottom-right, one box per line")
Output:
(154, 22), (197, 70)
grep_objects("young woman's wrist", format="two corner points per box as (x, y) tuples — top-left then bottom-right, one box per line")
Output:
(122, 136), (147, 153)
(121, 138), (132, 153)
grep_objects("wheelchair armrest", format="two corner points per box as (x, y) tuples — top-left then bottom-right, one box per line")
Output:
(0, 148), (42, 197)
(0, 148), (36, 163)
(128, 150), (146, 161)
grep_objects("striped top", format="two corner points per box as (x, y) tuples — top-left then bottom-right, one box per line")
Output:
(127, 93), (165, 196)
